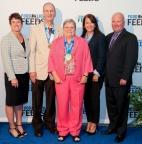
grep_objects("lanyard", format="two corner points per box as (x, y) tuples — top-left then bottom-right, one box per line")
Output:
(64, 38), (74, 54)
(45, 27), (55, 43)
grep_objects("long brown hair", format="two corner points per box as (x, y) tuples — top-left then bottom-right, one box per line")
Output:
(81, 14), (100, 37)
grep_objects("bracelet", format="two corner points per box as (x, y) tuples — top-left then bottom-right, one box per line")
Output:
(83, 75), (88, 77)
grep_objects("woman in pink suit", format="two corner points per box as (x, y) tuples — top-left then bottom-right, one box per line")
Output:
(48, 19), (93, 142)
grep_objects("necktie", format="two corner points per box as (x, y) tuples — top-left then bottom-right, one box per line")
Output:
(109, 33), (119, 49)
(48, 27), (52, 35)
(48, 27), (54, 35)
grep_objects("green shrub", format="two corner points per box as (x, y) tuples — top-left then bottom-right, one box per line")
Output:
(130, 86), (142, 126)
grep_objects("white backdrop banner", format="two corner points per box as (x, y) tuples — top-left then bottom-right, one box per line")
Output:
(0, 0), (142, 123)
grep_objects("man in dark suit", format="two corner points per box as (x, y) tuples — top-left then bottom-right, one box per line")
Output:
(105, 12), (138, 142)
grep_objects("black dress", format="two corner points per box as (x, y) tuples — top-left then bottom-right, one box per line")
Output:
(5, 41), (29, 106)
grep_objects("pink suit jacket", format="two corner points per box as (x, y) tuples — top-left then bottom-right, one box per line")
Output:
(48, 35), (93, 81)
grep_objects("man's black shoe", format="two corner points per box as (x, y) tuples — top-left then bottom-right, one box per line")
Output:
(45, 125), (57, 133)
(49, 127), (57, 133)
(114, 134), (125, 143)
(34, 128), (43, 137)
(101, 128), (116, 135)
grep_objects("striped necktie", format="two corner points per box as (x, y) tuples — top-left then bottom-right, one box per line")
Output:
(109, 33), (119, 49)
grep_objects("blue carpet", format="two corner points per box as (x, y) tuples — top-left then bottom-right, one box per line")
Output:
(0, 123), (142, 144)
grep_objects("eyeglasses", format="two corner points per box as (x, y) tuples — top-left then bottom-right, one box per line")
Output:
(64, 27), (75, 29)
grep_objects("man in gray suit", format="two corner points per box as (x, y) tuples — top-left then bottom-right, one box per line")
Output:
(29, 2), (62, 137)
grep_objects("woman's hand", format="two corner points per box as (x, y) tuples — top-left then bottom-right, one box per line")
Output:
(52, 71), (62, 84)
(92, 75), (99, 82)
(80, 75), (88, 84)
(11, 79), (18, 88)
(54, 76), (62, 84)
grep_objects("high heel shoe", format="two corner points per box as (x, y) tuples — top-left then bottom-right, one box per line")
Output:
(9, 127), (22, 138)
(16, 124), (27, 136)
(87, 123), (97, 135)
(85, 122), (91, 133)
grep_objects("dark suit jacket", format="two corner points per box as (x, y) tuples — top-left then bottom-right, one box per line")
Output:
(88, 32), (106, 76)
(105, 28), (138, 87)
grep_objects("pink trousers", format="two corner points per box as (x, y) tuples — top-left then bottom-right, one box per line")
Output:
(55, 75), (85, 136)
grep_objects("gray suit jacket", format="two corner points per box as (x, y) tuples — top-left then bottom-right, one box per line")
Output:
(1, 32), (29, 81)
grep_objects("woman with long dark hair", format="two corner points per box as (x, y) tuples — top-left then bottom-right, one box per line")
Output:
(82, 14), (106, 134)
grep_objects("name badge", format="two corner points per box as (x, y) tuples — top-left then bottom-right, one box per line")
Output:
(65, 54), (72, 61)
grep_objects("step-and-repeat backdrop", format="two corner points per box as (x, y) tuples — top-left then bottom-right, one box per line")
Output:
(0, 0), (142, 123)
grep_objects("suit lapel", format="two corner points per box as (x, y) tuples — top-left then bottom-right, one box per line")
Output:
(40, 23), (61, 46)
(39, 22), (49, 46)
(88, 34), (95, 45)
(54, 25), (58, 38)
(23, 36), (30, 57)
(10, 32), (25, 52)
(10, 32), (29, 58)
(88, 34), (95, 51)
(109, 29), (126, 54)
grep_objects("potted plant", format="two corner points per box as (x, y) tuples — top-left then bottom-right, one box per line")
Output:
(130, 86), (142, 126)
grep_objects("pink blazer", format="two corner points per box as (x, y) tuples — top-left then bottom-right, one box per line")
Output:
(48, 35), (93, 81)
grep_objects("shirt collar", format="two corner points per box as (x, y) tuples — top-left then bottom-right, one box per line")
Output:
(45, 25), (55, 34)
(64, 38), (74, 45)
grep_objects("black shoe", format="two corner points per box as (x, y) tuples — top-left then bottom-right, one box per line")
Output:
(86, 127), (97, 135)
(16, 124), (27, 136)
(101, 128), (116, 135)
(9, 127), (22, 138)
(114, 135), (125, 143)
(34, 128), (43, 137)
(85, 124), (97, 135)
(58, 135), (66, 141)
(86, 131), (96, 135)
(45, 125), (57, 133)
(72, 135), (80, 142)
(50, 127), (57, 133)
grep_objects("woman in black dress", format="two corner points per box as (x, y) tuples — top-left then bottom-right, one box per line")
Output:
(1, 13), (29, 138)
(81, 14), (106, 134)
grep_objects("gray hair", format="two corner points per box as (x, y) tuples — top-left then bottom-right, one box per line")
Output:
(112, 12), (125, 22)
(63, 19), (76, 30)
(43, 2), (56, 12)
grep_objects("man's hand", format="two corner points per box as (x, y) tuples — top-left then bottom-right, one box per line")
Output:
(92, 75), (99, 82)
(30, 72), (37, 83)
(120, 79), (127, 86)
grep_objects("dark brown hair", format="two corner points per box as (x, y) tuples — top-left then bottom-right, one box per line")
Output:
(9, 13), (23, 24)
(81, 14), (100, 37)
